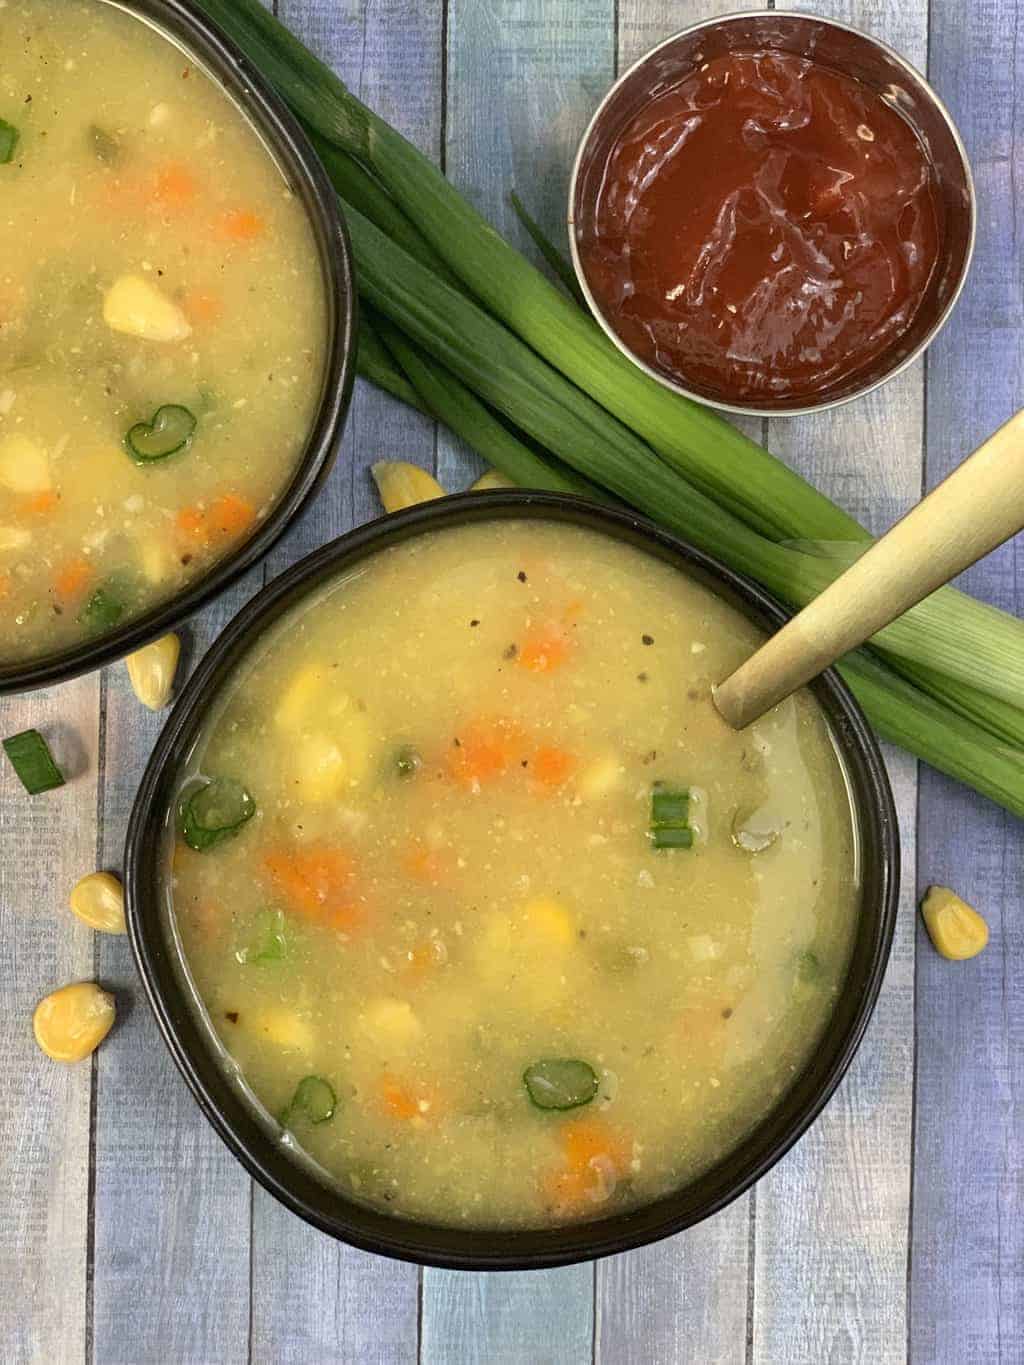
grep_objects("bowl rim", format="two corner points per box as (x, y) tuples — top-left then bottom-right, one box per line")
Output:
(567, 6), (977, 420)
(0, 0), (357, 696)
(125, 490), (900, 1270)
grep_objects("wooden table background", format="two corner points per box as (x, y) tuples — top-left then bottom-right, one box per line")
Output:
(1, 0), (1021, 1361)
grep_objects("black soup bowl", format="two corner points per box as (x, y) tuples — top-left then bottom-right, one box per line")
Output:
(0, 0), (356, 695)
(126, 493), (899, 1270)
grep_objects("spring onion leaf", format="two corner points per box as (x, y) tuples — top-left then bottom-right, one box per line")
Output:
(235, 909), (288, 965)
(3, 729), (65, 794)
(509, 191), (587, 308)
(281, 1074), (337, 1127)
(524, 1058), (599, 1111)
(125, 404), (197, 463)
(179, 777), (256, 852)
(0, 119), (19, 165)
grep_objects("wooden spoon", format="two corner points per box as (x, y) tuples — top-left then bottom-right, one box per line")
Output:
(714, 408), (1024, 730)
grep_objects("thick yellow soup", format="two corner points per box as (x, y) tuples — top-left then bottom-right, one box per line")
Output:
(0, 0), (325, 662)
(171, 521), (859, 1229)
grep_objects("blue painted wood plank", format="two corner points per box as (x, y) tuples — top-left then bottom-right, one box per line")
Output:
(750, 2), (923, 1359)
(425, 1), (613, 1352)
(0, 677), (100, 1364)
(248, 3), (441, 1359)
(91, 581), (260, 1365)
(913, 1), (1024, 1359)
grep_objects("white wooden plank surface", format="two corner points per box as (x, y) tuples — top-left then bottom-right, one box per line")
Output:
(750, 3), (922, 1359)
(0, 677), (99, 1365)
(592, 5), (761, 1361)
(246, 3), (438, 1359)
(90, 584), (259, 1365)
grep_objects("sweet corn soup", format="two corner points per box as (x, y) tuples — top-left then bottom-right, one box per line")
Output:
(0, 0), (325, 663)
(171, 521), (859, 1229)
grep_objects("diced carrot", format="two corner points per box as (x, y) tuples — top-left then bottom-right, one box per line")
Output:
(400, 940), (447, 984)
(183, 289), (223, 325)
(518, 627), (571, 673)
(24, 489), (58, 516)
(543, 1117), (632, 1215)
(208, 493), (255, 539)
(446, 717), (525, 787)
(154, 162), (198, 207)
(176, 506), (208, 539)
(261, 844), (362, 934)
(530, 746), (575, 788)
(402, 844), (453, 887)
(53, 558), (93, 602)
(218, 208), (265, 241)
(378, 1076), (441, 1122)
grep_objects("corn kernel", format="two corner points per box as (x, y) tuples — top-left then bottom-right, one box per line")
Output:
(125, 632), (180, 711)
(33, 982), (115, 1062)
(371, 461), (445, 512)
(920, 885), (989, 960)
(469, 468), (514, 492)
(69, 870), (126, 934)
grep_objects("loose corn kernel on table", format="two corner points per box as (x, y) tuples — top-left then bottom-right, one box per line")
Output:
(1, 1), (1020, 1362)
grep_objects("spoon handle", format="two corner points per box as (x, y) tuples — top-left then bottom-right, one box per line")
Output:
(714, 408), (1024, 730)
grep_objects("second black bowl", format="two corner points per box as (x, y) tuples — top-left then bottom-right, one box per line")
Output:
(0, 0), (357, 695)
(126, 492), (899, 1270)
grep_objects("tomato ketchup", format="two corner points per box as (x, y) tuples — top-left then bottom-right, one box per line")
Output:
(576, 50), (943, 404)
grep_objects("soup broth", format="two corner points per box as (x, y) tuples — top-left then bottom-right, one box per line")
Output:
(171, 520), (859, 1229)
(0, 0), (325, 663)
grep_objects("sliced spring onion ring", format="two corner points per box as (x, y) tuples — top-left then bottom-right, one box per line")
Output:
(2, 729), (65, 794)
(281, 1074), (337, 1127)
(523, 1058), (599, 1111)
(179, 777), (256, 852)
(649, 782), (693, 850)
(125, 405), (197, 463)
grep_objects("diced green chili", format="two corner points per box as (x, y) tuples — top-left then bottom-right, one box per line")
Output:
(125, 404), (197, 463)
(523, 1058), (599, 1111)
(235, 909), (288, 965)
(649, 781), (693, 850)
(0, 119), (19, 165)
(2, 729), (65, 794)
(394, 744), (422, 778)
(280, 1074), (337, 1128)
(179, 777), (256, 852)
(88, 124), (121, 164)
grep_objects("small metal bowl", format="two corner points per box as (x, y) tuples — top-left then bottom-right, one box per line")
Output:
(569, 9), (975, 418)
(126, 491), (899, 1270)
(0, 0), (356, 695)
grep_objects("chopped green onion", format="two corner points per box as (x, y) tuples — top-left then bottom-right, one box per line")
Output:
(88, 124), (121, 164)
(650, 782), (693, 850)
(235, 909), (288, 965)
(394, 744), (422, 779)
(179, 777), (256, 852)
(77, 577), (130, 632)
(651, 826), (695, 850)
(0, 119), (19, 165)
(2, 729), (65, 794)
(281, 1074), (337, 1127)
(796, 949), (821, 982)
(125, 404), (197, 463)
(651, 785), (688, 827)
(509, 191), (587, 308)
(523, 1058), (598, 1111)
